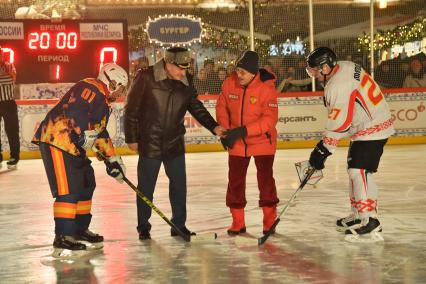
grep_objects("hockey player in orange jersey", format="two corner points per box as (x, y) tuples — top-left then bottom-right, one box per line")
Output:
(32, 63), (128, 257)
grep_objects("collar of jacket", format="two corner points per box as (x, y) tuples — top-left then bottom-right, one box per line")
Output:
(230, 68), (276, 89)
(153, 59), (189, 86)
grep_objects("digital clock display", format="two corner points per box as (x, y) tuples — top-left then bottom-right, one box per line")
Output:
(0, 19), (129, 83)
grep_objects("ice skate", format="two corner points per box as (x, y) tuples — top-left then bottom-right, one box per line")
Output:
(6, 158), (18, 170)
(344, 217), (384, 243)
(75, 229), (104, 249)
(336, 213), (361, 232)
(52, 235), (88, 258)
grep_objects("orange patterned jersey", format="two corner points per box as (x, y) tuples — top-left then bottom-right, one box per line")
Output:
(32, 78), (116, 157)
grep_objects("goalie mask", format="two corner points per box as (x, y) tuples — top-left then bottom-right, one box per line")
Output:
(98, 63), (129, 102)
(305, 47), (337, 87)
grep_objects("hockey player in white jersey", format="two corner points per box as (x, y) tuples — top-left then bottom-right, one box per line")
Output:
(305, 47), (395, 242)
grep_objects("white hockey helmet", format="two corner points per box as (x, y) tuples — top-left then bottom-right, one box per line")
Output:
(98, 63), (129, 92)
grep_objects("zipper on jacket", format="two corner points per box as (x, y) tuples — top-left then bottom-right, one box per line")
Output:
(241, 87), (248, 157)
(161, 89), (172, 157)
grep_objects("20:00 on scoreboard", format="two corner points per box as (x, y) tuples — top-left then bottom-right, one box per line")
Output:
(0, 19), (129, 84)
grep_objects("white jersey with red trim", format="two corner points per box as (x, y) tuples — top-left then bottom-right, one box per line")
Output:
(322, 61), (395, 152)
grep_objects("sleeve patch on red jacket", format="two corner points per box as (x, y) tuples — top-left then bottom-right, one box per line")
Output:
(228, 94), (239, 100)
(268, 101), (278, 108)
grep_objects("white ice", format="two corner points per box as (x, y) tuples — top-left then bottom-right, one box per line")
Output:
(0, 144), (425, 283)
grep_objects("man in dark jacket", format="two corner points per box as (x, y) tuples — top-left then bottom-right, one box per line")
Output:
(124, 47), (225, 240)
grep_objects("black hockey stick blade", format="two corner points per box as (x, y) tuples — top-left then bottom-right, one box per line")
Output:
(257, 167), (316, 246)
(258, 218), (281, 245)
(121, 176), (191, 242)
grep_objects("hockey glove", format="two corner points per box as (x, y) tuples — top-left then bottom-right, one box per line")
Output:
(309, 140), (332, 170)
(78, 130), (99, 150)
(105, 155), (126, 183)
(223, 126), (247, 149)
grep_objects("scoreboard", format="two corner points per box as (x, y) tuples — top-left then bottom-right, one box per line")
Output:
(0, 19), (129, 84)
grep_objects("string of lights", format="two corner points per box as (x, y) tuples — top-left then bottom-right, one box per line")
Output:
(358, 17), (425, 51)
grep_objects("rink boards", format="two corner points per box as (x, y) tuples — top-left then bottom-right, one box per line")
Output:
(1, 88), (426, 159)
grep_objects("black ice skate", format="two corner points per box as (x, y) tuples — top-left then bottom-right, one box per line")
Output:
(52, 235), (87, 258)
(6, 158), (19, 170)
(75, 229), (104, 249)
(336, 213), (361, 232)
(344, 217), (383, 243)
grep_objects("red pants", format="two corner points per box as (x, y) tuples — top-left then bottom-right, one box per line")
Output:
(226, 155), (279, 208)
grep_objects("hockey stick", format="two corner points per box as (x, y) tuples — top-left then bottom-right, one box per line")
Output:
(94, 150), (191, 242)
(258, 167), (316, 246)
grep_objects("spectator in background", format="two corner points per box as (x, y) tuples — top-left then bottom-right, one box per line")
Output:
(218, 67), (227, 81)
(137, 56), (150, 70)
(295, 59), (308, 80)
(375, 62), (397, 89)
(0, 46), (20, 170)
(204, 59), (218, 81)
(226, 64), (236, 77)
(397, 60), (410, 87)
(130, 56), (150, 82)
(277, 66), (311, 93)
(209, 67), (227, 95)
(194, 68), (209, 95)
(403, 58), (426, 88)
(204, 59), (219, 94)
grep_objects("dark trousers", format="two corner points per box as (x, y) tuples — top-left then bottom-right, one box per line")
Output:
(136, 155), (187, 232)
(40, 143), (96, 236)
(226, 155), (279, 208)
(0, 100), (20, 160)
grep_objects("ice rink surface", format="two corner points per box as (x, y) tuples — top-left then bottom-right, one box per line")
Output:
(0, 144), (425, 284)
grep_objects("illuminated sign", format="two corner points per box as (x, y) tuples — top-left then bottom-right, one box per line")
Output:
(383, 37), (426, 60)
(269, 37), (306, 56)
(0, 20), (129, 83)
(146, 15), (203, 46)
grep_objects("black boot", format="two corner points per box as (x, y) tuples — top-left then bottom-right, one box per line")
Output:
(171, 226), (196, 237)
(138, 230), (151, 240)
(53, 235), (86, 250)
(6, 158), (19, 170)
(75, 229), (104, 243)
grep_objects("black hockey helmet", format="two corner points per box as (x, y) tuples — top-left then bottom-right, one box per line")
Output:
(306, 47), (337, 69)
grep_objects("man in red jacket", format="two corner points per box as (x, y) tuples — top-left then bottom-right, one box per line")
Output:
(217, 50), (280, 235)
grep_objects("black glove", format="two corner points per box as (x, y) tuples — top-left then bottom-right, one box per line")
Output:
(309, 140), (332, 170)
(223, 126), (247, 149)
